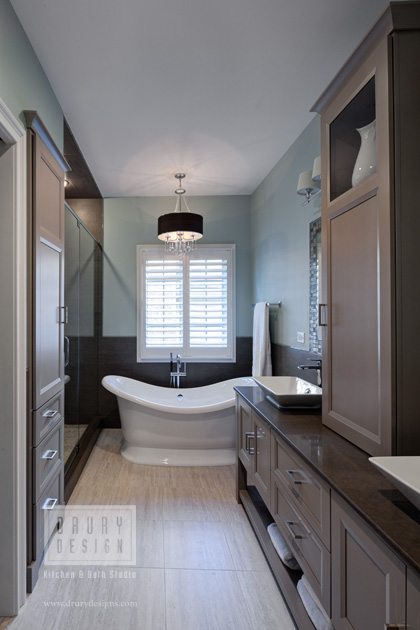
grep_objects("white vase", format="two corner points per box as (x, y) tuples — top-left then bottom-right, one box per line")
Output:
(351, 119), (376, 188)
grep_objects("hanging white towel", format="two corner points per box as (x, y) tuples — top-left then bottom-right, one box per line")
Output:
(252, 302), (272, 377)
(297, 575), (334, 630)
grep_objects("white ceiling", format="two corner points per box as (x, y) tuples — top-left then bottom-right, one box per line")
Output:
(12, 0), (392, 196)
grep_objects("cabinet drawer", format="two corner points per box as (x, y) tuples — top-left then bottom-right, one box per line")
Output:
(33, 464), (63, 560)
(271, 476), (331, 615)
(271, 432), (330, 548)
(33, 420), (63, 503)
(33, 390), (64, 447)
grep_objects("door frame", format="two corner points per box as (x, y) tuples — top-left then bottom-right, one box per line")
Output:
(0, 98), (27, 614)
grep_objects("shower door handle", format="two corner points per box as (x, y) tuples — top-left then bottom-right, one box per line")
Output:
(64, 336), (70, 367)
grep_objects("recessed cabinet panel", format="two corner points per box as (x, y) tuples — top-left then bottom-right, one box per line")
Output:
(253, 414), (271, 508)
(37, 150), (63, 245)
(331, 492), (405, 630)
(330, 77), (376, 201)
(34, 239), (64, 408)
(324, 192), (391, 455)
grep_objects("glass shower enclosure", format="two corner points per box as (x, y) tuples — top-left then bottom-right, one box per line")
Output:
(64, 203), (101, 477)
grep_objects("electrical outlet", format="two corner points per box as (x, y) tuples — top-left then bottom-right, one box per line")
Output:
(297, 331), (305, 344)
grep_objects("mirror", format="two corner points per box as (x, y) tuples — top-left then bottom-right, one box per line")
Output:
(309, 217), (322, 354)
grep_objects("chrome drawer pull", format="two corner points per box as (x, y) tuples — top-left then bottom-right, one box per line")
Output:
(286, 469), (311, 485)
(42, 409), (58, 419)
(42, 497), (58, 510)
(285, 520), (310, 540)
(245, 431), (255, 454)
(318, 303), (327, 327)
(42, 449), (58, 461)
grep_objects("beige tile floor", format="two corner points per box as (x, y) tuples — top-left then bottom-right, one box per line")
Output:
(7, 429), (295, 630)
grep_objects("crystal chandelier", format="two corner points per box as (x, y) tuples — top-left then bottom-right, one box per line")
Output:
(158, 173), (203, 255)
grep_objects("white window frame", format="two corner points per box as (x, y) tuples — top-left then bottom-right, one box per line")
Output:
(137, 244), (236, 362)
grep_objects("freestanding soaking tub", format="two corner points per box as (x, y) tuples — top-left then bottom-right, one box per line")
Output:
(101, 375), (254, 466)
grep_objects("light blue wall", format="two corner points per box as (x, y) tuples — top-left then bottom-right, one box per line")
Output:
(250, 116), (320, 350)
(103, 196), (252, 337)
(0, 0), (63, 148)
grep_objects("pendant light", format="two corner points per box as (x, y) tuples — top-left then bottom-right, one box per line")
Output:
(158, 173), (203, 255)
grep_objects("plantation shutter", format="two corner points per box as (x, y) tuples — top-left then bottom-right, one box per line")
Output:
(138, 245), (235, 361)
(189, 256), (228, 347)
(144, 258), (183, 347)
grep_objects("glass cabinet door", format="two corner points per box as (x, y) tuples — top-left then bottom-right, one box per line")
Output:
(329, 77), (376, 201)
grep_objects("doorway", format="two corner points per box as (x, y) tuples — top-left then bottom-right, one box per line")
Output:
(0, 101), (27, 616)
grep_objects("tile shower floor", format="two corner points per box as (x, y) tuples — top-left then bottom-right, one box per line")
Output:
(8, 429), (295, 630)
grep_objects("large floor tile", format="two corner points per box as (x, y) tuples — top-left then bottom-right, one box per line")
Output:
(135, 520), (164, 568)
(10, 567), (165, 630)
(165, 568), (252, 630)
(164, 521), (234, 570)
(223, 520), (268, 571)
(237, 570), (296, 630)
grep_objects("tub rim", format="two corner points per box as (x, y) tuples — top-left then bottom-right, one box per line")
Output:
(101, 374), (254, 414)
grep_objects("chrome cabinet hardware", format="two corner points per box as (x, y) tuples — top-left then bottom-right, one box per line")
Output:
(286, 469), (311, 485)
(57, 305), (68, 324)
(42, 409), (58, 419)
(245, 431), (255, 454)
(42, 497), (58, 510)
(285, 520), (310, 540)
(318, 303), (327, 326)
(42, 449), (58, 461)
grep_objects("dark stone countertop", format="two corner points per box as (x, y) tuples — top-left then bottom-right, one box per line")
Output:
(235, 386), (420, 574)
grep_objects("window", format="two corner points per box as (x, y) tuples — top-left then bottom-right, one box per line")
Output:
(137, 244), (235, 362)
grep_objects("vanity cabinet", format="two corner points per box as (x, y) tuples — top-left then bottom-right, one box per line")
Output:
(312, 3), (420, 455)
(236, 389), (420, 630)
(331, 492), (406, 629)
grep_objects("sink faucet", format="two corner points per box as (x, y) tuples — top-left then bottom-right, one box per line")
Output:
(170, 353), (187, 388)
(297, 359), (322, 387)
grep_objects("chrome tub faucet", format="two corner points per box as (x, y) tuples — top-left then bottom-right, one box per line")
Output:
(170, 352), (187, 388)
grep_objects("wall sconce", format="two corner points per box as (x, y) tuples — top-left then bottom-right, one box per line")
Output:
(312, 155), (321, 183)
(297, 171), (318, 203)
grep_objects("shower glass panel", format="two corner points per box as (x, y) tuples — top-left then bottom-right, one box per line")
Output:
(64, 209), (80, 465)
(64, 203), (100, 471)
(78, 223), (97, 436)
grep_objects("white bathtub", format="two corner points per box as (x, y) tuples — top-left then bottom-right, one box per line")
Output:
(101, 375), (254, 466)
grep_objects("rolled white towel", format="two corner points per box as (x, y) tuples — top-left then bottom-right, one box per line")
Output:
(267, 523), (300, 570)
(297, 576), (334, 630)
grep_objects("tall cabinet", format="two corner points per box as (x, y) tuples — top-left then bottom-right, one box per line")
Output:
(25, 112), (69, 590)
(312, 2), (420, 456)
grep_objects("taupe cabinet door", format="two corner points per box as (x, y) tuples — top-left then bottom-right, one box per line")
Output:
(331, 492), (405, 630)
(253, 414), (271, 507)
(32, 135), (65, 409)
(237, 397), (253, 473)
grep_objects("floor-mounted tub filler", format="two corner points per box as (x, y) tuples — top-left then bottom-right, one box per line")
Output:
(101, 375), (254, 466)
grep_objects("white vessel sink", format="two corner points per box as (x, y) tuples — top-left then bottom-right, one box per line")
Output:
(253, 376), (322, 409)
(369, 456), (420, 511)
